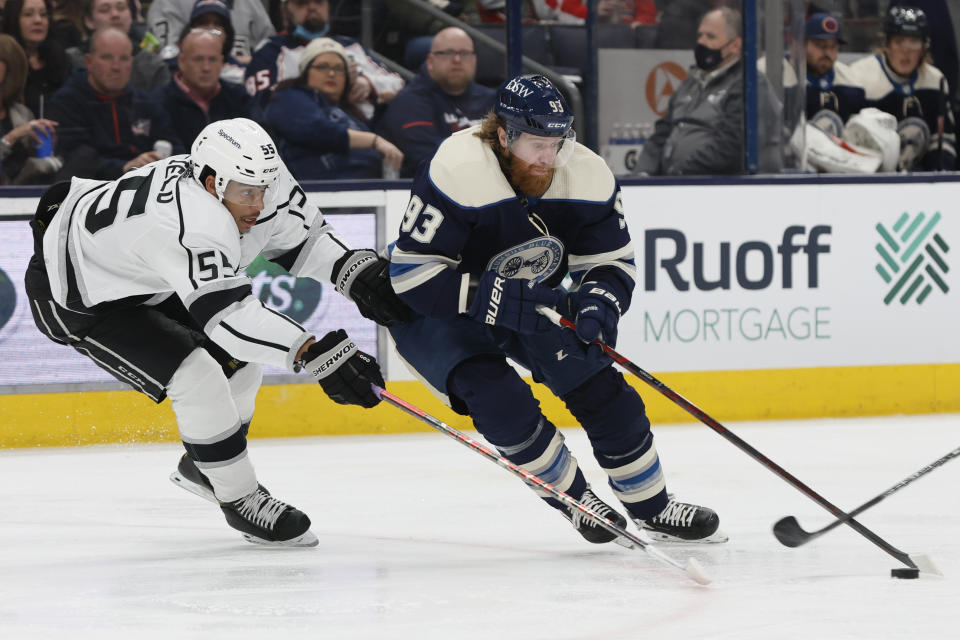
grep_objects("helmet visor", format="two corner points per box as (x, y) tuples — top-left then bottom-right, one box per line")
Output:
(506, 127), (576, 169)
(222, 180), (272, 208)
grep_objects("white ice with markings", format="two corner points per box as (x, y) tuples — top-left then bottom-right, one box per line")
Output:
(1, 413), (957, 639)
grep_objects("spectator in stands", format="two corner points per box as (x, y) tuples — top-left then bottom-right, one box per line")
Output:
(64, 0), (170, 92)
(146, 0), (274, 65)
(264, 37), (403, 180)
(2, 0), (72, 117)
(47, 27), (184, 180)
(51, 0), (87, 49)
(635, 6), (782, 176)
(155, 27), (251, 148)
(849, 5), (955, 171)
(376, 27), (494, 178)
(0, 33), (62, 184)
(246, 0), (404, 122)
(804, 12), (866, 129)
(155, 0), (247, 85)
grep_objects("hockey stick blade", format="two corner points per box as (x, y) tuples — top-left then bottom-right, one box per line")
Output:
(372, 385), (711, 585)
(535, 305), (932, 573)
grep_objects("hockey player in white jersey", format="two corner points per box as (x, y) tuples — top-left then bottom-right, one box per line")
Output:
(24, 118), (410, 547)
(388, 75), (726, 544)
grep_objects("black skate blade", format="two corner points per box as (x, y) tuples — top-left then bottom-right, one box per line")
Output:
(241, 530), (319, 548)
(169, 470), (218, 504)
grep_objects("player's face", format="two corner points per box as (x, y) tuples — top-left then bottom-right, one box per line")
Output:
(220, 180), (268, 233)
(806, 38), (839, 76)
(885, 35), (924, 75)
(506, 131), (563, 172)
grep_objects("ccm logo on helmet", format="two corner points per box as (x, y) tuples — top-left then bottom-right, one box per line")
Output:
(218, 129), (241, 149)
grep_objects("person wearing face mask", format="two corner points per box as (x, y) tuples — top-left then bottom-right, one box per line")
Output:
(635, 6), (782, 176)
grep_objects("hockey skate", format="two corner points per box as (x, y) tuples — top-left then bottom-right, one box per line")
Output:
(561, 488), (630, 545)
(634, 498), (728, 543)
(221, 488), (318, 547)
(169, 454), (268, 504)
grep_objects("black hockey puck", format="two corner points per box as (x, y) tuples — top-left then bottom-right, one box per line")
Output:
(890, 568), (920, 579)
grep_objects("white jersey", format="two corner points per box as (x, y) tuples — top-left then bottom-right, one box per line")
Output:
(42, 155), (351, 371)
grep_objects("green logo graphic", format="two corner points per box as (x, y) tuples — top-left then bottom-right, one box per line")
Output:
(244, 256), (324, 323)
(875, 212), (949, 305)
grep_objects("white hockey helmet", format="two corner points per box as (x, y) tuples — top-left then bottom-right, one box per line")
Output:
(191, 118), (282, 204)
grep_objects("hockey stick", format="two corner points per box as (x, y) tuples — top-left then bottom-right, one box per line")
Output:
(774, 444), (960, 548)
(536, 305), (938, 575)
(372, 385), (711, 585)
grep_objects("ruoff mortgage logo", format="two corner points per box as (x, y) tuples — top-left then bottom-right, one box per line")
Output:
(875, 212), (949, 305)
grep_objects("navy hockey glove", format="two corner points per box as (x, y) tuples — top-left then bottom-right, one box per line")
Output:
(333, 249), (412, 327)
(301, 329), (384, 408)
(467, 271), (560, 334)
(570, 282), (622, 346)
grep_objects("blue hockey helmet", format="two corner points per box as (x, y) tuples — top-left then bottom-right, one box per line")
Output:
(495, 74), (574, 137)
(883, 5), (929, 39)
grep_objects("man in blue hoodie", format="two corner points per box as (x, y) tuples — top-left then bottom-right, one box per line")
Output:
(376, 27), (495, 178)
(48, 27), (184, 180)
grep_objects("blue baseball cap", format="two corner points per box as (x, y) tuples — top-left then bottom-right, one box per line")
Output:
(805, 13), (846, 44)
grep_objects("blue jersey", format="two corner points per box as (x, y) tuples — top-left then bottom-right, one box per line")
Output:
(389, 126), (636, 319)
(806, 61), (867, 124)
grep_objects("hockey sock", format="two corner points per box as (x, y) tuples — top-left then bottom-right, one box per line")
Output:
(449, 356), (588, 505)
(563, 366), (668, 519)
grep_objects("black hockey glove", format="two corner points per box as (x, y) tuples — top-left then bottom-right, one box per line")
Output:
(569, 282), (622, 346)
(467, 271), (561, 334)
(300, 329), (384, 408)
(333, 249), (412, 327)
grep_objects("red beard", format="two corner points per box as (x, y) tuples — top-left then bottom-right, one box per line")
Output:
(505, 153), (555, 197)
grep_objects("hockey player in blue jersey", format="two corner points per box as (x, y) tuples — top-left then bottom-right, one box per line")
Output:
(849, 5), (956, 171)
(388, 74), (726, 544)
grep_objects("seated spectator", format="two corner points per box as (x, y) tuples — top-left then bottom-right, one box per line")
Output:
(264, 37), (402, 180)
(0, 33), (61, 184)
(849, 5), (956, 171)
(804, 12), (866, 129)
(154, 27), (252, 148)
(377, 27), (494, 178)
(147, 0), (274, 65)
(64, 0), (170, 92)
(635, 7), (781, 176)
(155, 0), (249, 85)
(47, 27), (184, 180)
(51, 0), (87, 49)
(246, 0), (404, 122)
(2, 0), (72, 117)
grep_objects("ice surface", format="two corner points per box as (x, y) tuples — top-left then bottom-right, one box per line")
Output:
(1, 414), (957, 639)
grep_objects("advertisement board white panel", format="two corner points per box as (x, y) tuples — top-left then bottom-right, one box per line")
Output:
(620, 181), (960, 371)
